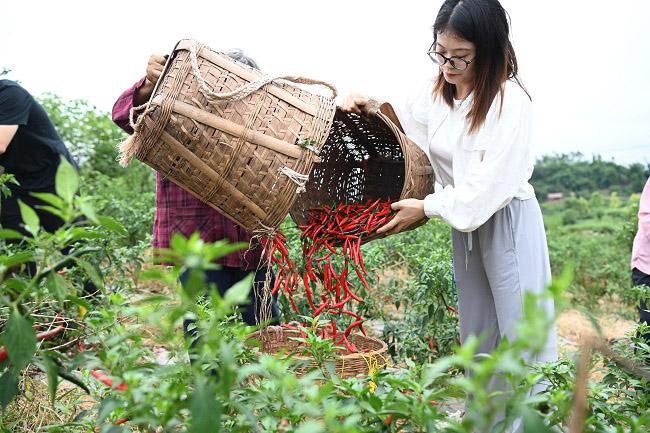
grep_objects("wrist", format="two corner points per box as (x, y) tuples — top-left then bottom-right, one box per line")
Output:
(134, 80), (155, 106)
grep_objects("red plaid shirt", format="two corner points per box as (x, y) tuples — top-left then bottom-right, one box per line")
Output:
(111, 78), (263, 270)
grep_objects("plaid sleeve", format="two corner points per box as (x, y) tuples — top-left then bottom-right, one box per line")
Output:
(111, 77), (146, 134)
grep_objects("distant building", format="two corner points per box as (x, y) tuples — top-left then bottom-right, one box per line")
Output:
(546, 192), (564, 201)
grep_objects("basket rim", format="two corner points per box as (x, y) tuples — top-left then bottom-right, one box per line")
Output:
(246, 328), (388, 362)
(289, 108), (417, 216)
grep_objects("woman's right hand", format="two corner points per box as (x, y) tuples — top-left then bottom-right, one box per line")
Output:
(135, 54), (167, 105)
(340, 93), (371, 115)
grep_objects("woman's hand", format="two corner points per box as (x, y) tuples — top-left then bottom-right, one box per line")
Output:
(376, 199), (428, 236)
(134, 54), (167, 105)
(340, 93), (370, 115)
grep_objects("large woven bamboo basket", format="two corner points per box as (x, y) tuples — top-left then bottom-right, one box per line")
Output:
(119, 39), (337, 233)
(289, 102), (434, 243)
(247, 328), (389, 378)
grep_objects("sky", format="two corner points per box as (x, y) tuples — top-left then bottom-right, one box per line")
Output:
(2, 0), (649, 164)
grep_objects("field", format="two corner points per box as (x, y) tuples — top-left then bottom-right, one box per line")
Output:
(0, 95), (648, 433)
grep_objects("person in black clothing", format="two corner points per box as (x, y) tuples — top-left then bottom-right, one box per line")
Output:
(0, 79), (79, 234)
(0, 80), (97, 295)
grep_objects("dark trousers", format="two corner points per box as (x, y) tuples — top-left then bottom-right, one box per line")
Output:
(632, 268), (650, 344)
(180, 266), (280, 347)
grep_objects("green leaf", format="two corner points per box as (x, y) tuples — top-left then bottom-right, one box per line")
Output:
(66, 296), (92, 317)
(55, 157), (79, 203)
(97, 216), (128, 237)
(0, 229), (23, 240)
(97, 397), (120, 423)
(206, 240), (248, 262)
(68, 227), (106, 242)
(45, 272), (68, 302)
(0, 369), (19, 409)
(189, 379), (221, 433)
(18, 200), (39, 236)
(183, 268), (206, 300)
(30, 192), (64, 209)
(35, 205), (64, 220)
(1, 251), (34, 268)
(6, 310), (37, 370)
(427, 303), (435, 320)
(74, 258), (104, 290)
(224, 273), (253, 307)
(520, 406), (555, 433)
(79, 200), (99, 223)
(170, 233), (187, 252)
(43, 354), (59, 406)
(56, 369), (90, 394)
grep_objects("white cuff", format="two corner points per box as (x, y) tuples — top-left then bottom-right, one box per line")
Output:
(423, 193), (443, 219)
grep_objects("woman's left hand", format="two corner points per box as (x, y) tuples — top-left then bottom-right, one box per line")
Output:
(376, 199), (428, 236)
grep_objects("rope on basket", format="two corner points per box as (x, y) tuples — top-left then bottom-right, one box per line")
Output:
(250, 220), (280, 326)
(117, 102), (153, 166)
(188, 41), (337, 105)
(278, 166), (309, 193)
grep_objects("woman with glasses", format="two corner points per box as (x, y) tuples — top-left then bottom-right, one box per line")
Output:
(342, 0), (557, 427)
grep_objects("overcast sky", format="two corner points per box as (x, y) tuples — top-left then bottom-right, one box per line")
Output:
(2, 0), (649, 164)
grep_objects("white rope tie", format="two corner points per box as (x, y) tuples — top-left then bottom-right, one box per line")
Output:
(278, 166), (309, 193)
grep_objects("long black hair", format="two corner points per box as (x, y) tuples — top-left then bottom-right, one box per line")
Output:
(432, 0), (528, 133)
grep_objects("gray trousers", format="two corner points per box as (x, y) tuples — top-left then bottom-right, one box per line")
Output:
(452, 198), (558, 429)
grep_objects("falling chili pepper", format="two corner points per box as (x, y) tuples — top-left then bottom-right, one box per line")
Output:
(266, 199), (395, 353)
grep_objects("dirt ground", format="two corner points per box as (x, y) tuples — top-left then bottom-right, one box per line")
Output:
(556, 308), (637, 356)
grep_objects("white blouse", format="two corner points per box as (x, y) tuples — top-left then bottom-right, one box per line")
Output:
(395, 79), (536, 232)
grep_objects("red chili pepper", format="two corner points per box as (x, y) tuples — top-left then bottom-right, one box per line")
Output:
(302, 273), (317, 311)
(267, 199), (394, 353)
(359, 323), (367, 336)
(289, 296), (300, 313)
(330, 295), (352, 310)
(91, 370), (128, 392)
(341, 309), (363, 320)
(313, 301), (330, 317)
(0, 325), (65, 364)
(272, 270), (284, 295)
(344, 320), (363, 337)
(338, 336), (358, 353)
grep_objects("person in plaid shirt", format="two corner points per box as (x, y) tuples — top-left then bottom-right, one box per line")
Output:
(111, 51), (280, 329)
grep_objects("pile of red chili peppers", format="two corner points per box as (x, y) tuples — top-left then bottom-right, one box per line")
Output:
(265, 199), (394, 354)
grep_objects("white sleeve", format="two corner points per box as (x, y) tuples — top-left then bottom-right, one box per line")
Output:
(422, 87), (533, 232)
(392, 80), (434, 151)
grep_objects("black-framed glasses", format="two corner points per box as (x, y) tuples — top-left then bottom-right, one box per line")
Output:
(427, 43), (474, 71)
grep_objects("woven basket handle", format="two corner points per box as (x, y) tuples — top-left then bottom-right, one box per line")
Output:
(278, 76), (338, 99)
(365, 100), (405, 134)
(189, 42), (337, 103)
